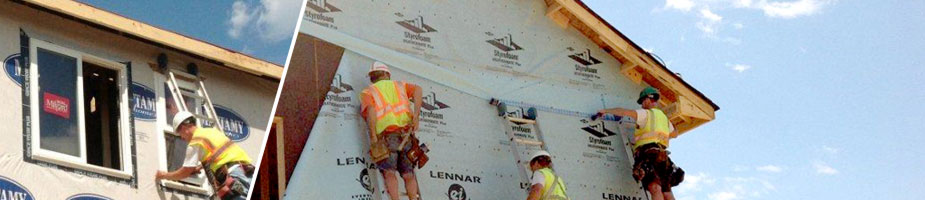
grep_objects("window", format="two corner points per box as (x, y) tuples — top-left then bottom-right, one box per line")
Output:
(28, 38), (133, 179)
(156, 71), (212, 194)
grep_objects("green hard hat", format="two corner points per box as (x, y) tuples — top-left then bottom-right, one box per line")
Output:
(637, 86), (660, 104)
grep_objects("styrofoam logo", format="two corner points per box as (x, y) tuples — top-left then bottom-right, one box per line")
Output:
(307, 0), (340, 13)
(66, 194), (113, 200)
(3, 54), (23, 86)
(130, 82), (157, 121)
(208, 105), (250, 142)
(0, 176), (35, 200)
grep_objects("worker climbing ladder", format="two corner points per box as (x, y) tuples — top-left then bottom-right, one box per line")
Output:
(489, 98), (561, 195)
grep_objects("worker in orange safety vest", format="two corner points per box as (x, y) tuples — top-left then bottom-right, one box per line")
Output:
(360, 61), (424, 200)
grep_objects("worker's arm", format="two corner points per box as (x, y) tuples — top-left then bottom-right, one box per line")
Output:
(409, 83), (423, 133)
(155, 166), (199, 181)
(597, 107), (637, 120)
(669, 130), (680, 139)
(362, 91), (378, 143)
(526, 184), (543, 200)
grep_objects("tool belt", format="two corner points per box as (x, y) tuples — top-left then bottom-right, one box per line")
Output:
(207, 161), (254, 200)
(368, 127), (429, 168)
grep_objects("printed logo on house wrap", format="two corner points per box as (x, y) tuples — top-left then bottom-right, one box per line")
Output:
(486, 32), (523, 68)
(3, 54), (23, 86)
(0, 176), (34, 200)
(602, 192), (644, 200)
(446, 183), (467, 200)
(580, 118), (620, 161)
(396, 14), (437, 51)
(306, 0), (339, 29)
(67, 193), (113, 200)
(323, 74), (358, 118)
(502, 106), (536, 140)
(419, 90), (453, 137)
(130, 82), (157, 120)
(336, 156), (372, 199)
(203, 105), (250, 142)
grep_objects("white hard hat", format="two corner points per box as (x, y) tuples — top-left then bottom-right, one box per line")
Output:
(172, 111), (196, 131)
(529, 150), (551, 163)
(369, 61), (390, 74)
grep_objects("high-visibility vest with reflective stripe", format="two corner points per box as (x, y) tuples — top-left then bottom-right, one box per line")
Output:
(189, 128), (252, 173)
(633, 108), (671, 149)
(537, 168), (569, 200)
(365, 80), (413, 135)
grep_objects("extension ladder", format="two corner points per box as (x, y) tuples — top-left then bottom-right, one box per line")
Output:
(165, 69), (224, 132)
(489, 98), (555, 193)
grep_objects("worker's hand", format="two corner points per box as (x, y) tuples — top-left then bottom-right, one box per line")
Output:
(411, 117), (420, 133)
(155, 170), (167, 181)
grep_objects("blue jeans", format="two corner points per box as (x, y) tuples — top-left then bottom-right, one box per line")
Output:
(226, 165), (252, 200)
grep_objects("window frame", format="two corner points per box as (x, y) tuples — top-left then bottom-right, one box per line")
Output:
(27, 38), (134, 179)
(154, 71), (213, 194)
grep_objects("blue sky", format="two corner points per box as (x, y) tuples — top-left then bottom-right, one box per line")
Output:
(77, 0), (303, 65)
(583, 0), (925, 199)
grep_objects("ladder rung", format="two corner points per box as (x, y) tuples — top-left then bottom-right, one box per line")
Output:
(504, 116), (536, 124)
(169, 69), (199, 81)
(513, 138), (543, 146)
(180, 90), (204, 99)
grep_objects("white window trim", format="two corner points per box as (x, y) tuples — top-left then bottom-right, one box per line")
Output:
(28, 38), (134, 179)
(154, 72), (213, 195)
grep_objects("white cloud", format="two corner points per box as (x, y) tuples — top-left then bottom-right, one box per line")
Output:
(254, 0), (303, 42)
(696, 8), (723, 34)
(730, 64), (751, 72)
(732, 23), (744, 29)
(759, 0), (834, 19)
(756, 165), (783, 173)
(708, 191), (739, 200)
(227, 0), (302, 42)
(814, 162), (839, 175)
(228, 1), (252, 39)
(676, 172), (716, 194)
(822, 145), (839, 154)
(734, 0), (754, 8)
(666, 0), (696, 12)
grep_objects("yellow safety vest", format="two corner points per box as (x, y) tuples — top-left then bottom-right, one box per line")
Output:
(364, 80), (413, 135)
(537, 168), (569, 200)
(633, 108), (671, 149)
(189, 128), (252, 173)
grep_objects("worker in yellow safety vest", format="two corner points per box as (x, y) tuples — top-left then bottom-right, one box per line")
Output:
(156, 111), (254, 200)
(360, 61), (424, 200)
(596, 87), (683, 200)
(527, 150), (569, 200)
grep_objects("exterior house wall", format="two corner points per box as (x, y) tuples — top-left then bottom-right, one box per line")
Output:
(0, 2), (276, 199)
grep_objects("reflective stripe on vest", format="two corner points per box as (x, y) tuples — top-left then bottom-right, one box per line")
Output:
(189, 128), (252, 173)
(633, 108), (671, 149)
(368, 80), (412, 135)
(538, 168), (569, 200)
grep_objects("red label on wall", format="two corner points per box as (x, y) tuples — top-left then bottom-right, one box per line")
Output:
(43, 92), (70, 119)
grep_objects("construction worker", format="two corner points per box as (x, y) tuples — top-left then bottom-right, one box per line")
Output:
(155, 111), (254, 200)
(526, 150), (568, 200)
(596, 87), (681, 200)
(360, 61), (424, 200)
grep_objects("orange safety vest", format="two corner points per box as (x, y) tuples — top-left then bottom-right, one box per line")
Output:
(189, 128), (252, 173)
(363, 80), (413, 135)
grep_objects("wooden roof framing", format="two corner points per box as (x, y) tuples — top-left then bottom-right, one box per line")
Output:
(547, 0), (720, 135)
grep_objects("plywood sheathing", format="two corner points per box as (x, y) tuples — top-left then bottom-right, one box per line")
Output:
(546, 0), (720, 135)
(23, 0), (283, 80)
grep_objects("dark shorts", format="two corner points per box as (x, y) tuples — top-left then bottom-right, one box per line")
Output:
(376, 133), (416, 174)
(633, 143), (683, 192)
